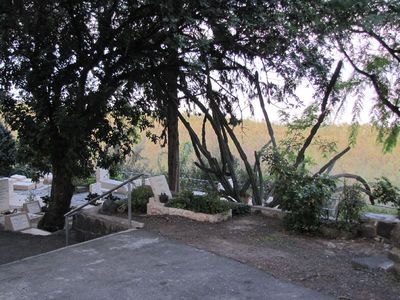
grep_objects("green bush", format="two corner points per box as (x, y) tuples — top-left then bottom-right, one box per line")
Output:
(131, 185), (154, 213)
(228, 202), (251, 216)
(337, 184), (365, 225)
(72, 176), (96, 187)
(372, 177), (400, 217)
(166, 191), (231, 214)
(276, 173), (336, 233)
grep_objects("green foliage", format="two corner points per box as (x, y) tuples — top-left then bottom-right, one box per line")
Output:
(228, 202), (251, 216)
(166, 191), (231, 215)
(372, 177), (400, 216)
(337, 184), (365, 224)
(0, 122), (16, 176)
(72, 176), (96, 187)
(84, 193), (101, 206)
(266, 151), (336, 232)
(131, 186), (154, 213)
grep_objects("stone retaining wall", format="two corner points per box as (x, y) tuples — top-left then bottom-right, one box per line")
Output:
(147, 199), (232, 223)
(72, 207), (142, 242)
(251, 206), (285, 220)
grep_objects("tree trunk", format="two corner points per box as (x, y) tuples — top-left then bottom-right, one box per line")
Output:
(167, 101), (180, 193)
(38, 165), (74, 232)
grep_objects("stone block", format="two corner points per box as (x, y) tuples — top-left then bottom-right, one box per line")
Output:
(89, 182), (102, 194)
(359, 222), (377, 238)
(10, 174), (27, 181)
(352, 255), (394, 272)
(148, 175), (172, 199)
(251, 206), (285, 220)
(388, 247), (400, 264)
(147, 201), (231, 223)
(391, 224), (400, 247)
(4, 213), (31, 231)
(22, 200), (42, 214)
(0, 178), (11, 212)
(377, 221), (396, 239)
(13, 180), (35, 191)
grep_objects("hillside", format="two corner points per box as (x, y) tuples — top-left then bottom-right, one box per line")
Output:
(132, 117), (400, 186)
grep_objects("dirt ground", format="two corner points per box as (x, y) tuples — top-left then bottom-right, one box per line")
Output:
(1, 213), (399, 299)
(133, 214), (400, 300)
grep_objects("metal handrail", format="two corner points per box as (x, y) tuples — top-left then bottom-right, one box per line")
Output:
(64, 173), (145, 245)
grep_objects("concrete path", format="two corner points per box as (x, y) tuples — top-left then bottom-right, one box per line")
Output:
(0, 230), (333, 300)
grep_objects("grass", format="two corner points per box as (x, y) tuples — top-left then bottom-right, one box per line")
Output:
(362, 204), (399, 216)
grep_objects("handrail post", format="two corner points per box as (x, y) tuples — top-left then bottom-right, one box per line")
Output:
(128, 182), (132, 228)
(65, 215), (69, 246)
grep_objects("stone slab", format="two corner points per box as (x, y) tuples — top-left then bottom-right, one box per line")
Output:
(4, 213), (31, 231)
(0, 230), (332, 299)
(377, 221), (396, 239)
(0, 178), (11, 212)
(148, 175), (172, 199)
(13, 180), (35, 191)
(20, 228), (51, 236)
(147, 200), (231, 223)
(388, 247), (400, 263)
(251, 206), (286, 220)
(362, 212), (400, 223)
(352, 255), (395, 272)
(89, 182), (102, 195)
(10, 174), (27, 181)
(22, 200), (41, 214)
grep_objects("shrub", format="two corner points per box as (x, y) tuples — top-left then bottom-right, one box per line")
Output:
(337, 184), (365, 225)
(372, 177), (400, 217)
(0, 122), (16, 176)
(228, 202), (251, 216)
(166, 191), (231, 214)
(85, 193), (101, 206)
(276, 173), (336, 233)
(131, 185), (154, 213)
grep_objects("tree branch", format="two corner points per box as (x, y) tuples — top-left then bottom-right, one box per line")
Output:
(294, 61), (343, 168)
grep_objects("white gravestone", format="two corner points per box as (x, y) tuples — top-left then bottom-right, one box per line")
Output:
(89, 182), (102, 195)
(96, 168), (110, 182)
(4, 213), (30, 231)
(22, 201), (42, 214)
(0, 178), (12, 212)
(148, 175), (172, 200)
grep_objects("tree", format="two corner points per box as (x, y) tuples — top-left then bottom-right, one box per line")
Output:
(311, 0), (400, 151)
(0, 122), (16, 176)
(0, 0), (169, 230)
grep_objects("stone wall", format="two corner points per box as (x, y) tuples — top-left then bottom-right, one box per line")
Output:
(71, 207), (140, 242)
(147, 199), (232, 223)
(251, 206), (285, 220)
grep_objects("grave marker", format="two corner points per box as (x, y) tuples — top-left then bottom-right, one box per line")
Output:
(22, 201), (41, 214)
(4, 213), (30, 231)
(0, 178), (11, 212)
(148, 175), (172, 199)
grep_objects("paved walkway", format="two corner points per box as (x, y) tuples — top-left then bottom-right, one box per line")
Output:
(0, 229), (332, 300)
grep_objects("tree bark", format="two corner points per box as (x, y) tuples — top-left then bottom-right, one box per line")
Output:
(167, 100), (180, 193)
(38, 165), (74, 231)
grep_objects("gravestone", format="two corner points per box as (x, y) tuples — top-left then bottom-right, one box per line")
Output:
(22, 201), (41, 214)
(148, 175), (172, 200)
(89, 182), (102, 195)
(10, 174), (27, 181)
(4, 213), (30, 231)
(96, 168), (109, 182)
(0, 178), (11, 212)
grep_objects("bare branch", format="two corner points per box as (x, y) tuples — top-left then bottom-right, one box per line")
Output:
(294, 61), (343, 168)
(331, 173), (375, 205)
(315, 146), (351, 176)
(254, 71), (277, 150)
